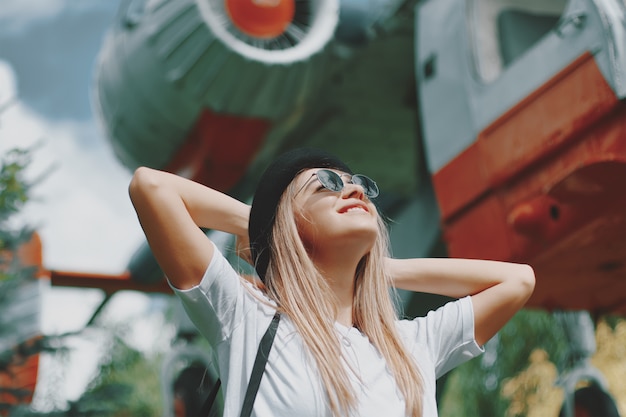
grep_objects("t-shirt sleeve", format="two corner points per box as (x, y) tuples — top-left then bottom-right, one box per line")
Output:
(414, 296), (484, 378)
(168, 242), (253, 346)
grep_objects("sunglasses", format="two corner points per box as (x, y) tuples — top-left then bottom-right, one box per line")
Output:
(296, 169), (379, 198)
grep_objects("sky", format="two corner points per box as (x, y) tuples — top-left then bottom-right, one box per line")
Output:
(0, 0), (171, 407)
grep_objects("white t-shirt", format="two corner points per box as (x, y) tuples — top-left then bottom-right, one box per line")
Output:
(172, 245), (484, 417)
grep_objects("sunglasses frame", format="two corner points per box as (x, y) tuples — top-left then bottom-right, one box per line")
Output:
(295, 169), (379, 198)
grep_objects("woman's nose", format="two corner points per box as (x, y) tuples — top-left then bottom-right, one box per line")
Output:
(342, 182), (366, 199)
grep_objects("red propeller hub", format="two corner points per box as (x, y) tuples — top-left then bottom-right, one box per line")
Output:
(225, 0), (295, 39)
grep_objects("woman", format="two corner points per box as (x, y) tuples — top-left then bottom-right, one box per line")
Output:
(129, 148), (535, 417)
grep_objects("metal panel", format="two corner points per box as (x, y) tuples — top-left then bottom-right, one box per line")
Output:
(415, 0), (476, 172)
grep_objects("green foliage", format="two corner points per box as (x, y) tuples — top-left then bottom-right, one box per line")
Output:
(439, 308), (577, 417)
(77, 335), (163, 417)
(66, 383), (135, 416)
(0, 148), (31, 217)
(0, 146), (35, 332)
(0, 148), (32, 250)
(0, 147), (34, 285)
(0, 147), (38, 414)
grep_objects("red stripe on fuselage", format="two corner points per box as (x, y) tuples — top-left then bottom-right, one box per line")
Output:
(165, 109), (271, 191)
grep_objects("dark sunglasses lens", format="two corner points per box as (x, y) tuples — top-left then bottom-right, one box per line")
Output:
(317, 170), (344, 192)
(352, 175), (379, 198)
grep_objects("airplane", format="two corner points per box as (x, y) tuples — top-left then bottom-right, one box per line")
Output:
(1, 0), (624, 415)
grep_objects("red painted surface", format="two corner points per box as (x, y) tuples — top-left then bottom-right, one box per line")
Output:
(48, 270), (172, 294)
(15, 232), (45, 278)
(0, 234), (44, 411)
(0, 340), (40, 411)
(433, 52), (626, 314)
(165, 108), (271, 191)
(225, 0), (295, 38)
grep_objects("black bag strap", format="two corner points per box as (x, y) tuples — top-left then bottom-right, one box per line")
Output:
(239, 312), (281, 417)
(201, 378), (221, 416)
(201, 312), (281, 417)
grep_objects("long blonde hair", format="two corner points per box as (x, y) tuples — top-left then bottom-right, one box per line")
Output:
(260, 179), (424, 417)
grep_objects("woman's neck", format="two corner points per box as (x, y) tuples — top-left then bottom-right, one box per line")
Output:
(313, 254), (361, 327)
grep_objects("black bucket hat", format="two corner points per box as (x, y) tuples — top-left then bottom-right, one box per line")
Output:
(248, 148), (352, 281)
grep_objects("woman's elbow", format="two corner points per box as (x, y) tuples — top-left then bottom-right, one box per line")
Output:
(517, 263), (536, 302)
(129, 167), (160, 202)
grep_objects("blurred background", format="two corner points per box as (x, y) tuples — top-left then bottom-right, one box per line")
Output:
(1, 0), (624, 416)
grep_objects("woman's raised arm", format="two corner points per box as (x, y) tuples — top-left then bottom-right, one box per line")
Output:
(387, 257), (535, 346)
(129, 167), (250, 290)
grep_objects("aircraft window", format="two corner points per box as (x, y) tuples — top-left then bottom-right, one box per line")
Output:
(467, 0), (568, 83)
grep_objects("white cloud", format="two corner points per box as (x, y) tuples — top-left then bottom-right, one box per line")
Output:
(0, 61), (17, 102)
(0, 60), (145, 274)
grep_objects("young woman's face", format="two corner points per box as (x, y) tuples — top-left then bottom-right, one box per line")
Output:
(292, 168), (379, 254)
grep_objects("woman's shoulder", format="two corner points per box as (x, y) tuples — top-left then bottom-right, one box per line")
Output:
(396, 297), (473, 336)
(172, 242), (269, 303)
(397, 296), (483, 377)
(210, 246), (276, 309)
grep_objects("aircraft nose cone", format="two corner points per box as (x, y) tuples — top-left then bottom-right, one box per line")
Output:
(225, 0), (295, 38)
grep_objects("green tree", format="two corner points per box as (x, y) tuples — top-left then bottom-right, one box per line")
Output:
(7, 324), (164, 417)
(0, 147), (40, 412)
(0, 147), (34, 269)
(65, 333), (163, 417)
